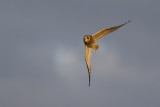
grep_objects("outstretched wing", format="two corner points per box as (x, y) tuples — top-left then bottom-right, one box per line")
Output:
(85, 45), (92, 86)
(92, 20), (131, 41)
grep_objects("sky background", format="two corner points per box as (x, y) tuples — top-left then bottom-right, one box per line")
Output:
(0, 0), (160, 107)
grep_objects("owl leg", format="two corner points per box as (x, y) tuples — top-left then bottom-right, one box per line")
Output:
(92, 43), (99, 51)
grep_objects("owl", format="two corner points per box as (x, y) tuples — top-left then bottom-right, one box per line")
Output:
(84, 20), (131, 86)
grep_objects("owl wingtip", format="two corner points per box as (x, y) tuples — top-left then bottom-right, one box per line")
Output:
(127, 20), (131, 24)
(122, 20), (131, 26)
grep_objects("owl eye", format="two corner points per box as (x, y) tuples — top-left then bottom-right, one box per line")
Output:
(86, 36), (90, 40)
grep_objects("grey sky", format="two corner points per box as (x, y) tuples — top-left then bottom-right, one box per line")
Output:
(0, 0), (160, 107)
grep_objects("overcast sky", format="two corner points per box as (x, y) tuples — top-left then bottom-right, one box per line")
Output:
(0, 0), (160, 107)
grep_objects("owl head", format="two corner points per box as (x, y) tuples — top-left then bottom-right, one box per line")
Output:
(84, 35), (91, 43)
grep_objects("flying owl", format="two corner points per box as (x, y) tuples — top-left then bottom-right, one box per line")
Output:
(84, 20), (131, 86)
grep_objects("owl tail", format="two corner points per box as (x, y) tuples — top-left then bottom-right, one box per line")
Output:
(92, 43), (99, 51)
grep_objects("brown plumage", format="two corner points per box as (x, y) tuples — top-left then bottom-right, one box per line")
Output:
(84, 20), (131, 86)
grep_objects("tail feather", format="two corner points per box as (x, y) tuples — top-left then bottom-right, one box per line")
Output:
(92, 43), (99, 51)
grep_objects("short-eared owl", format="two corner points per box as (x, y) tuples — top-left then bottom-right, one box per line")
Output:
(84, 20), (131, 86)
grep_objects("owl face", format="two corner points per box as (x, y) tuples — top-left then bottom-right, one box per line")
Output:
(84, 35), (91, 43)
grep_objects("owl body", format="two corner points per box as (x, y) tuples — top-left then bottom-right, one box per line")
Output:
(83, 35), (99, 51)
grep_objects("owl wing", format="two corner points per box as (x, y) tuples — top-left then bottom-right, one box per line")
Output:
(92, 20), (131, 41)
(85, 45), (92, 86)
